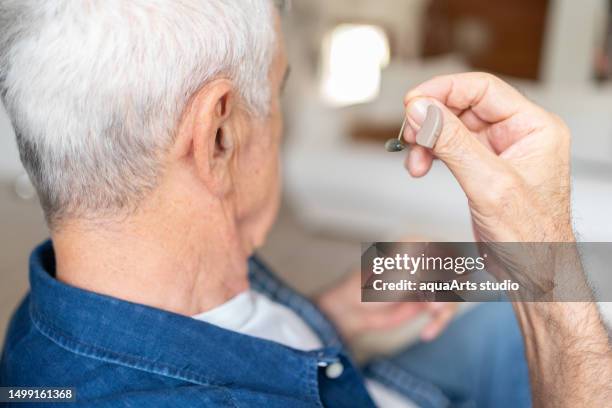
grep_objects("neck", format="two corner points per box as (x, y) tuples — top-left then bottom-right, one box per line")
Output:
(52, 198), (250, 316)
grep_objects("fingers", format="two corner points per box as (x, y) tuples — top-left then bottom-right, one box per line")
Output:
(420, 303), (457, 341)
(405, 145), (433, 177)
(401, 73), (540, 178)
(404, 72), (530, 124)
(353, 301), (457, 338)
(362, 302), (426, 331)
(403, 97), (509, 199)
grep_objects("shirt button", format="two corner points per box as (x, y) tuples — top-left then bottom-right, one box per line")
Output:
(325, 361), (344, 379)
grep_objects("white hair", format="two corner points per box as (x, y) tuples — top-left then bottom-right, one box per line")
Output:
(0, 0), (280, 226)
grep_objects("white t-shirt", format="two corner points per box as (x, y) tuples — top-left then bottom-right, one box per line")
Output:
(193, 290), (417, 408)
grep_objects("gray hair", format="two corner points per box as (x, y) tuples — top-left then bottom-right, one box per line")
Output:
(0, 0), (279, 227)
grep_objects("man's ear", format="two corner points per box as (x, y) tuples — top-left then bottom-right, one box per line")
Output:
(174, 79), (237, 197)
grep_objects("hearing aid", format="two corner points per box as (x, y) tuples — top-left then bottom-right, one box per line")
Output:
(384, 105), (443, 152)
(415, 105), (443, 149)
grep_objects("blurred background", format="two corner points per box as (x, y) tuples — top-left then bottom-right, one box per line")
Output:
(2, 0), (612, 352)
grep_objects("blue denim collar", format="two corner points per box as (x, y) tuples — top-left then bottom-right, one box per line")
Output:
(28, 240), (345, 399)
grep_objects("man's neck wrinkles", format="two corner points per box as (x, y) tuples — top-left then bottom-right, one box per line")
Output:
(52, 214), (249, 316)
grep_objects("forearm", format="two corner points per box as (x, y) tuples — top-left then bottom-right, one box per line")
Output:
(513, 301), (612, 407)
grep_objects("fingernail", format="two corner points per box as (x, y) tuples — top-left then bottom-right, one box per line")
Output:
(406, 98), (432, 126)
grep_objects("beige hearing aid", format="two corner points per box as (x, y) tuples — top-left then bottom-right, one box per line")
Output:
(415, 105), (443, 149)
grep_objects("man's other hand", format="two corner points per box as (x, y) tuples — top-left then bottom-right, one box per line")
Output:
(315, 270), (458, 341)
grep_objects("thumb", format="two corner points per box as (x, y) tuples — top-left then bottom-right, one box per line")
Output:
(404, 97), (507, 198)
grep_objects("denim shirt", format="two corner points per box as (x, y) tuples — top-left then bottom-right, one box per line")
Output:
(0, 241), (453, 408)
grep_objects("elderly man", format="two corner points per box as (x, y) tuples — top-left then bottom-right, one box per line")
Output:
(1, 1), (611, 407)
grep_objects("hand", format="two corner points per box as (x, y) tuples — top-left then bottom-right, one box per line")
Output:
(315, 271), (458, 341)
(402, 73), (573, 243)
(401, 74), (612, 407)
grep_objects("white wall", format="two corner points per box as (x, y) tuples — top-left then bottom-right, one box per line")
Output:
(541, 0), (608, 86)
